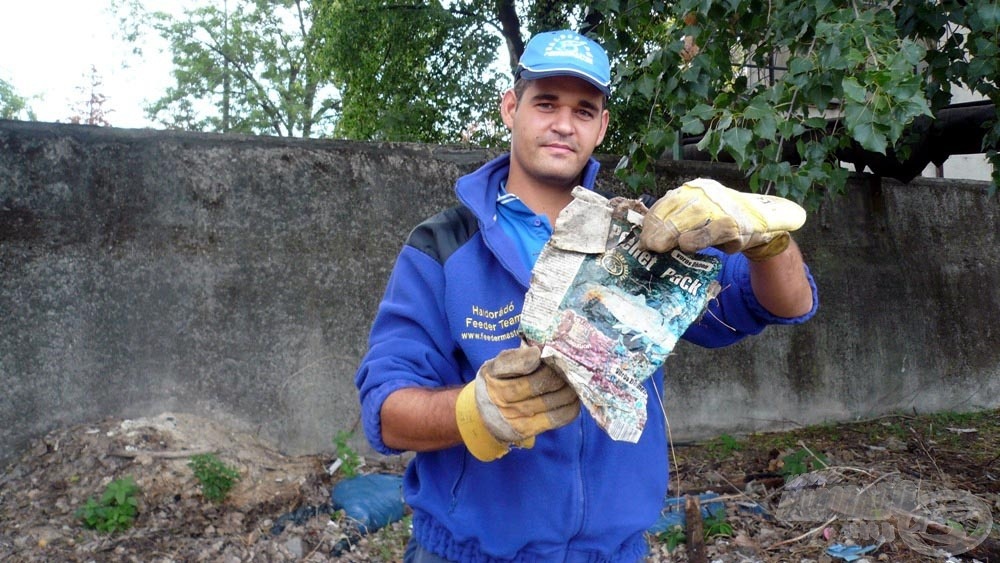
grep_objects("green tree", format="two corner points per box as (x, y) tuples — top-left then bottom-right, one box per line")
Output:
(584, 0), (999, 202)
(0, 77), (35, 121)
(118, 0), (336, 137)
(313, 0), (507, 145)
(113, 1), (998, 200)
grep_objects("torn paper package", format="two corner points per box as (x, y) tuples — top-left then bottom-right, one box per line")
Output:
(519, 187), (721, 443)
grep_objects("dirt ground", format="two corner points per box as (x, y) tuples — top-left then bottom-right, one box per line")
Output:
(1, 409), (997, 562)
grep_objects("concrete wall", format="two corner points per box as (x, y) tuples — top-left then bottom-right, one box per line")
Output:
(1, 120), (998, 466)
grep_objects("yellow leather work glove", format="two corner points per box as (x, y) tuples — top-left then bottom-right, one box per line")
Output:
(640, 178), (807, 261)
(455, 345), (580, 462)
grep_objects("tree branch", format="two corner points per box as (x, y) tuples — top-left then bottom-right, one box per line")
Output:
(496, 0), (523, 76)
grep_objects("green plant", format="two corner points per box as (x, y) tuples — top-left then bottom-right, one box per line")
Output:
(704, 512), (734, 539)
(188, 453), (241, 502)
(707, 433), (743, 457)
(604, 0), (1000, 202)
(371, 513), (413, 561)
(657, 524), (687, 552)
(76, 476), (139, 533)
(781, 446), (830, 478)
(333, 430), (362, 478)
(653, 511), (735, 552)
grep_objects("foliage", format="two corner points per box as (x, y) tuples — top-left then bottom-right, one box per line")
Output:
(111, 1), (998, 199)
(706, 433), (743, 457)
(313, 0), (508, 145)
(188, 453), (241, 502)
(656, 524), (687, 551)
(589, 0), (999, 203)
(370, 513), (413, 561)
(703, 511), (734, 539)
(653, 512), (732, 553)
(76, 476), (140, 533)
(780, 446), (830, 478)
(115, 0), (336, 137)
(0, 77), (35, 121)
(333, 430), (362, 478)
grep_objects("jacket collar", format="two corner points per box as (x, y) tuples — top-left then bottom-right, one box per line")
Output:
(455, 153), (602, 222)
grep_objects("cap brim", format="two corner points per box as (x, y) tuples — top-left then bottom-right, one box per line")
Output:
(518, 69), (610, 97)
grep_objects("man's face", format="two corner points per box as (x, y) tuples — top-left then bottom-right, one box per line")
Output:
(501, 76), (609, 191)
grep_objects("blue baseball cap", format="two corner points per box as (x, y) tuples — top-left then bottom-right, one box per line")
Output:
(516, 30), (611, 96)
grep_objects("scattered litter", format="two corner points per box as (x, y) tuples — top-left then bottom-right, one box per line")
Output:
(269, 503), (332, 536)
(271, 474), (407, 538)
(826, 542), (880, 561)
(327, 458), (343, 475)
(946, 427), (978, 434)
(784, 471), (830, 491)
(736, 500), (772, 520)
(648, 492), (725, 534)
(330, 473), (405, 535)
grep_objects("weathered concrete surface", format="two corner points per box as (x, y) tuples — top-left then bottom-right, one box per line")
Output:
(1, 120), (998, 465)
(656, 167), (1000, 439)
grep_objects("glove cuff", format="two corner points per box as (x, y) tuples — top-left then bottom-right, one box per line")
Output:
(742, 232), (791, 262)
(456, 382), (513, 462)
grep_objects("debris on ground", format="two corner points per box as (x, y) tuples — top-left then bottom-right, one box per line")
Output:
(1, 409), (998, 562)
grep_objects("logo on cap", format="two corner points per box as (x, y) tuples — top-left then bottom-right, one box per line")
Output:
(543, 32), (595, 65)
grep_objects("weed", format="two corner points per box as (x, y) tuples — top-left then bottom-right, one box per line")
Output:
(371, 514), (412, 560)
(780, 446), (829, 478)
(927, 410), (983, 427)
(706, 434), (743, 457)
(656, 524), (687, 552)
(704, 512), (734, 539)
(334, 430), (363, 478)
(653, 512), (733, 553)
(880, 420), (908, 440)
(758, 432), (799, 450)
(76, 476), (139, 533)
(188, 453), (241, 502)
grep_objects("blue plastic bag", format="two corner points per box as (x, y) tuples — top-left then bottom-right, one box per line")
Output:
(330, 474), (405, 534)
(826, 543), (880, 561)
(647, 493), (725, 534)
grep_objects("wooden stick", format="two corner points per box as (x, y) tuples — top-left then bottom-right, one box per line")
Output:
(684, 495), (708, 563)
(109, 448), (214, 459)
(767, 516), (837, 550)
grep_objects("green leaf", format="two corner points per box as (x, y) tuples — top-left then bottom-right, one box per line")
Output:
(787, 57), (813, 75)
(637, 75), (658, 99)
(681, 115), (706, 135)
(753, 113), (777, 140)
(743, 98), (771, 120)
(804, 117), (828, 129)
(852, 121), (888, 154)
(696, 129), (723, 156)
(899, 40), (926, 66)
(818, 43), (844, 70)
(688, 103), (716, 120)
(644, 127), (671, 149)
(716, 111), (733, 131)
(975, 3), (1000, 27)
(841, 77), (867, 103)
(722, 126), (753, 165)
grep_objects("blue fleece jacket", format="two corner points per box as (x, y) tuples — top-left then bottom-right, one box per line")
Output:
(354, 154), (818, 562)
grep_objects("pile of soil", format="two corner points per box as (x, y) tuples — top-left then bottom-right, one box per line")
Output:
(0, 413), (408, 562)
(1, 410), (997, 562)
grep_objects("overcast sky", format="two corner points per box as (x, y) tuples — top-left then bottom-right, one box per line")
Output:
(0, 1), (178, 128)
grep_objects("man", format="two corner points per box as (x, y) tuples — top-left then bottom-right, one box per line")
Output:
(355, 29), (817, 562)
